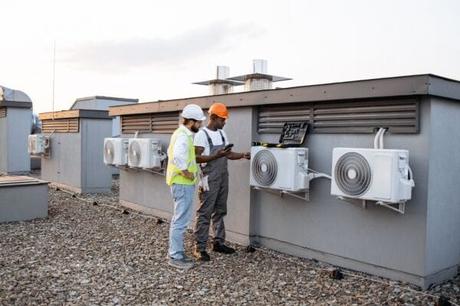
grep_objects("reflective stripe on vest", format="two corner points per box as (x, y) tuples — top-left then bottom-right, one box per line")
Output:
(166, 127), (198, 186)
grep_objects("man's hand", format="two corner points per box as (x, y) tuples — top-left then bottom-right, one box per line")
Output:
(181, 170), (195, 181)
(214, 149), (231, 159)
(242, 152), (251, 160)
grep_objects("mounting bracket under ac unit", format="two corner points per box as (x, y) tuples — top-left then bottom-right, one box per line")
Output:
(252, 186), (310, 202)
(336, 196), (406, 214)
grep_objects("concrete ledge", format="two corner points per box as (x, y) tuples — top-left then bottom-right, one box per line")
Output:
(81, 187), (112, 194)
(0, 171), (31, 176)
(226, 230), (251, 246)
(49, 182), (82, 194)
(0, 180), (48, 222)
(255, 235), (457, 289)
(120, 199), (172, 220)
(49, 182), (111, 194)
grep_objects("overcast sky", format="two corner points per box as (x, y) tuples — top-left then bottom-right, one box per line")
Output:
(0, 0), (459, 114)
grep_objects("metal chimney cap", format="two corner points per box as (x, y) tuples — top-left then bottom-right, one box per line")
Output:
(227, 59), (291, 84)
(193, 79), (244, 86)
(227, 73), (292, 83)
(193, 65), (243, 86)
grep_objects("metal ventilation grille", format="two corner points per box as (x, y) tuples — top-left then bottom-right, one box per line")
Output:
(104, 141), (115, 164)
(0, 108), (6, 118)
(258, 98), (419, 134)
(42, 118), (79, 133)
(129, 141), (142, 166)
(252, 149), (278, 186)
(121, 112), (179, 134)
(335, 152), (372, 196)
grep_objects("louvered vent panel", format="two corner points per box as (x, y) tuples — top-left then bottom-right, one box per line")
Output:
(258, 99), (419, 134)
(42, 118), (79, 133)
(121, 112), (179, 134)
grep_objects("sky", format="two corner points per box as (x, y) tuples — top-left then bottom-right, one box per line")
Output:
(0, 0), (459, 114)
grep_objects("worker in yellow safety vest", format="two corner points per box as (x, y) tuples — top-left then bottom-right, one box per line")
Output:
(166, 104), (205, 269)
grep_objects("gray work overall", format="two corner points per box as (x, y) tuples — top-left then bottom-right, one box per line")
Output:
(194, 129), (229, 251)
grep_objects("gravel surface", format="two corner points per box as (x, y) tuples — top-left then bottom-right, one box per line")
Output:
(1, 179), (459, 305)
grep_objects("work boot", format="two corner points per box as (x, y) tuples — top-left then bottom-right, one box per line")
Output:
(193, 247), (211, 261)
(212, 242), (236, 254)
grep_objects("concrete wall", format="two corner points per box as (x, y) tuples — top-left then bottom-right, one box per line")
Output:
(252, 99), (431, 287)
(0, 108), (31, 173)
(119, 108), (254, 245)
(117, 98), (460, 288)
(425, 97), (460, 280)
(81, 119), (113, 193)
(0, 183), (48, 222)
(119, 134), (174, 218)
(7, 108), (32, 173)
(0, 116), (7, 171)
(41, 118), (112, 193)
(41, 133), (82, 190)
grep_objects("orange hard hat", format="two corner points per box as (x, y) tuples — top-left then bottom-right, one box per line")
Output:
(208, 102), (229, 119)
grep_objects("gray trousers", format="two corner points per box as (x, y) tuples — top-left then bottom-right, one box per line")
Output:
(194, 173), (229, 251)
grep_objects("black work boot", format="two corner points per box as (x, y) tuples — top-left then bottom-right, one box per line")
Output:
(193, 247), (211, 261)
(212, 242), (236, 254)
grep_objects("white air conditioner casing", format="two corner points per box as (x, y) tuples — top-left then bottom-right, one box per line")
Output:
(331, 148), (414, 203)
(28, 134), (49, 155)
(128, 138), (163, 169)
(104, 138), (129, 166)
(250, 146), (309, 192)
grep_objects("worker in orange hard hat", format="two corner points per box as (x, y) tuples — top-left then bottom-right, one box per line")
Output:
(192, 102), (250, 261)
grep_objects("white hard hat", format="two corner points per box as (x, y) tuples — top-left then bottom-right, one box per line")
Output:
(181, 104), (206, 121)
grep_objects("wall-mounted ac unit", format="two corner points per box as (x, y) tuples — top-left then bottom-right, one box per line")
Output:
(250, 146), (309, 192)
(331, 148), (414, 203)
(28, 134), (50, 155)
(104, 138), (129, 166)
(128, 138), (163, 169)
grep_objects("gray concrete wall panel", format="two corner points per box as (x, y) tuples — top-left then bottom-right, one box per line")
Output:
(81, 119), (113, 193)
(252, 100), (431, 281)
(0, 117), (7, 172)
(41, 133), (82, 189)
(0, 108), (31, 173)
(425, 97), (460, 275)
(0, 184), (48, 222)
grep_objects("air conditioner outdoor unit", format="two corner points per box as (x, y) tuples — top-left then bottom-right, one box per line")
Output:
(128, 138), (163, 169)
(104, 138), (129, 166)
(250, 146), (309, 192)
(28, 134), (50, 155)
(331, 148), (414, 203)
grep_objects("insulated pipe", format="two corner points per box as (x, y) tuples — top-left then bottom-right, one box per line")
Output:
(379, 128), (386, 149)
(374, 128), (383, 149)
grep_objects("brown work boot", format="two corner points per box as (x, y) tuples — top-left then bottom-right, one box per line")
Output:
(193, 247), (211, 261)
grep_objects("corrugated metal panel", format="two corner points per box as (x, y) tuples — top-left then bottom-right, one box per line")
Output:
(0, 107), (6, 118)
(42, 118), (79, 133)
(258, 98), (419, 134)
(121, 112), (179, 134)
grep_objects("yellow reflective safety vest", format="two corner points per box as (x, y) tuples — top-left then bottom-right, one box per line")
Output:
(166, 126), (198, 186)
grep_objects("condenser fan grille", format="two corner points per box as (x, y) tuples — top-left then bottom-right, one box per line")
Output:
(335, 152), (372, 196)
(104, 141), (115, 164)
(252, 150), (278, 186)
(129, 141), (142, 166)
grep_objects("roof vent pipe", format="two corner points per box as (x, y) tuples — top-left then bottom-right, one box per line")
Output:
(227, 59), (292, 91)
(193, 66), (243, 95)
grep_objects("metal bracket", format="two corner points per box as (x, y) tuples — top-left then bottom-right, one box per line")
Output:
(337, 196), (406, 214)
(252, 186), (310, 202)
